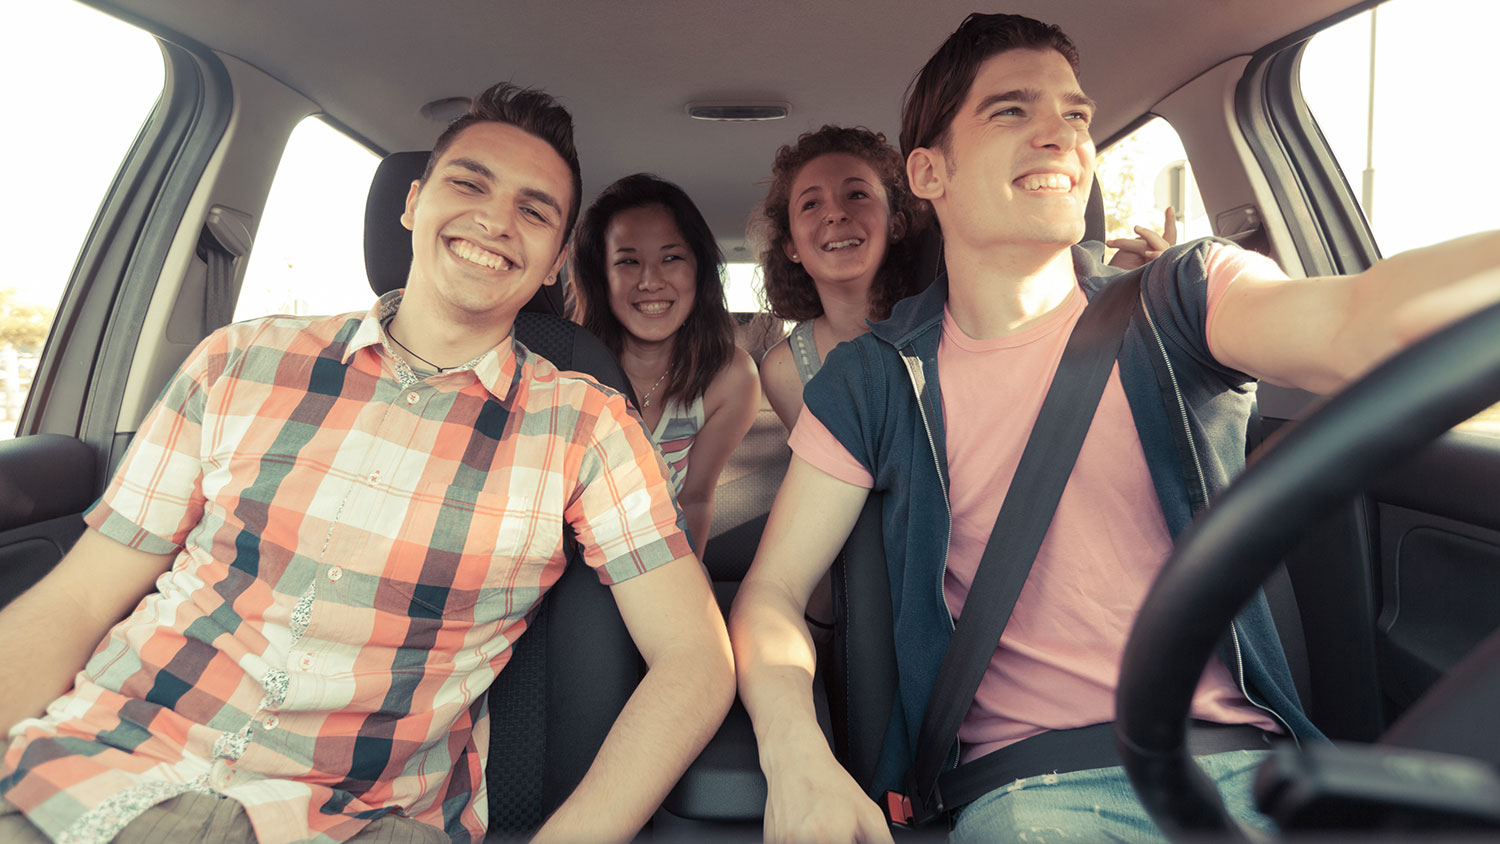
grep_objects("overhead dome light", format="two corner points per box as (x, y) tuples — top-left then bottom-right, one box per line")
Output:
(420, 96), (472, 123)
(686, 102), (790, 122)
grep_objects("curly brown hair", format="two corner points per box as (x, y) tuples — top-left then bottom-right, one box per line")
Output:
(757, 126), (926, 323)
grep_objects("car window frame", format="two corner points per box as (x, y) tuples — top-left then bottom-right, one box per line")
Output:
(1233, 0), (1385, 277)
(22, 30), (231, 493)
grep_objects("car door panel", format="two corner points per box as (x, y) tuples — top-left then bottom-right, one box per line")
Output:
(0, 434), (95, 608)
(1273, 428), (1500, 741)
(1369, 434), (1500, 715)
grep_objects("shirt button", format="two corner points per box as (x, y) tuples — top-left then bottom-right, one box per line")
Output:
(406, 391), (420, 405)
(298, 653), (313, 670)
(368, 469), (381, 485)
(328, 565), (344, 582)
(262, 715), (280, 731)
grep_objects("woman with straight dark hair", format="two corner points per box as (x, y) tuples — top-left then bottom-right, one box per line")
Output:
(574, 173), (760, 551)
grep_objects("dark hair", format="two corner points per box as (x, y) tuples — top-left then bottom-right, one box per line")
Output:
(422, 83), (584, 243)
(757, 126), (925, 323)
(900, 14), (1080, 159)
(573, 174), (735, 406)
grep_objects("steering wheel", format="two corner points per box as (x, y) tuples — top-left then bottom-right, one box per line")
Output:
(1114, 298), (1500, 838)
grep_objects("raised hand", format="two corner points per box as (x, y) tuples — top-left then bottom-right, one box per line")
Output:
(1106, 206), (1178, 269)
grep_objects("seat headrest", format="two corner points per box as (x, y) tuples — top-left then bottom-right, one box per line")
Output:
(1082, 173), (1106, 245)
(363, 150), (566, 316)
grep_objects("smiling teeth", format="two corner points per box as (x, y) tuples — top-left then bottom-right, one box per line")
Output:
(450, 239), (513, 270)
(1018, 173), (1073, 191)
(823, 238), (864, 251)
(635, 301), (672, 315)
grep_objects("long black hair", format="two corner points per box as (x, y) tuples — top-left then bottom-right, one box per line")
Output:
(573, 174), (735, 406)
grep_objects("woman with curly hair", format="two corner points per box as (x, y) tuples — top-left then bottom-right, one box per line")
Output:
(574, 173), (760, 551)
(756, 125), (926, 432)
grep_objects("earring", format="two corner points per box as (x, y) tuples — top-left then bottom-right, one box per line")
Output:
(791, 252), (799, 260)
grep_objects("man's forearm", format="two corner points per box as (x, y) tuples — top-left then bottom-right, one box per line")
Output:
(531, 636), (734, 843)
(0, 530), (172, 735)
(729, 579), (831, 772)
(0, 579), (113, 733)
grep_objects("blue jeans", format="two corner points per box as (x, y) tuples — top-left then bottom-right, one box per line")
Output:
(951, 750), (1275, 843)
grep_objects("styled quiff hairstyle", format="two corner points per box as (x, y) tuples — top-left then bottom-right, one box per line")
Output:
(757, 126), (925, 323)
(900, 13), (1080, 159)
(573, 174), (735, 406)
(421, 83), (584, 243)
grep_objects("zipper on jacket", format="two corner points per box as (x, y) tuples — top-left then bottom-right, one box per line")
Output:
(900, 352), (955, 632)
(1230, 622), (1297, 745)
(901, 350), (961, 771)
(1141, 290), (1296, 743)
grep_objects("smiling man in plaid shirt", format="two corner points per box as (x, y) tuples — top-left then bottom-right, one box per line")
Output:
(0, 83), (734, 844)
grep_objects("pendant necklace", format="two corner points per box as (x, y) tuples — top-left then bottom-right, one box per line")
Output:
(388, 327), (455, 374)
(639, 370), (669, 408)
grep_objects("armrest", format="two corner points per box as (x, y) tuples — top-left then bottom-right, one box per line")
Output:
(663, 679), (834, 822)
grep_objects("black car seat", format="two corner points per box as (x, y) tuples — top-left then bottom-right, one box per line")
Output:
(364, 151), (640, 838)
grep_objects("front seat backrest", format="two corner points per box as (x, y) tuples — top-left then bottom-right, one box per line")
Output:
(828, 494), (896, 790)
(364, 150), (639, 836)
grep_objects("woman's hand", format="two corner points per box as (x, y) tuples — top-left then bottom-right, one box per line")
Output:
(1107, 207), (1178, 269)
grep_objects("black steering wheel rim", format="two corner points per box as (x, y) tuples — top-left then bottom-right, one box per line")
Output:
(1115, 298), (1500, 839)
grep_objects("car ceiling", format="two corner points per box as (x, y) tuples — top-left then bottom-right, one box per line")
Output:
(99, 0), (1361, 255)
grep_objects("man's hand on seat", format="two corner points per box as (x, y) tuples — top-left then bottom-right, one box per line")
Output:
(761, 726), (894, 844)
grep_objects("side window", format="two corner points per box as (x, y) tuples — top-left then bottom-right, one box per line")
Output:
(1300, 0), (1500, 435)
(235, 117), (381, 321)
(1094, 117), (1212, 254)
(0, 3), (162, 440)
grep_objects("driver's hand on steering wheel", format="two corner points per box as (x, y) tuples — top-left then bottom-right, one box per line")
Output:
(762, 745), (894, 844)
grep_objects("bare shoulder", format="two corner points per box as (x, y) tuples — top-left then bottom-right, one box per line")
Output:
(705, 345), (760, 414)
(758, 338), (805, 430)
(761, 335), (792, 367)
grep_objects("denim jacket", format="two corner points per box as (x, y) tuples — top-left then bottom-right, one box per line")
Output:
(803, 240), (1324, 794)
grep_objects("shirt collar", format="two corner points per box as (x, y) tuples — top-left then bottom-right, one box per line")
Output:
(344, 289), (520, 403)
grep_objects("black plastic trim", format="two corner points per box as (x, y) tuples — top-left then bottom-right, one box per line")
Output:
(0, 435), (97, 531)
(0, 511), (88, 611)
(83, 42), (232, 490)
(1234, 9), (1383, 277)
(1369, 431), (1500, 532)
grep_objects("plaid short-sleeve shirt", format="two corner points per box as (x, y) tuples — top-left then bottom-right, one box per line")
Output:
(0, 291), (691, 844)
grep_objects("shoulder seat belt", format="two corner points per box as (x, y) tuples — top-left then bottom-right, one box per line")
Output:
(889, 266), (1144, 826)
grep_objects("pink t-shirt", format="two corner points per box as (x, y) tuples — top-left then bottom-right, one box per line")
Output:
(790, 244), (1287, 761)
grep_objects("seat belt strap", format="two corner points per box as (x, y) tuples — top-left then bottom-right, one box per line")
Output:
(198, 205), (254, 333)
(898, 268), (1144, 824)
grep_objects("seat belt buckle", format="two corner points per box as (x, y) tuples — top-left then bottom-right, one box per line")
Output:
(885, 771), (945, 827)
(883, 791), (914, 826)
